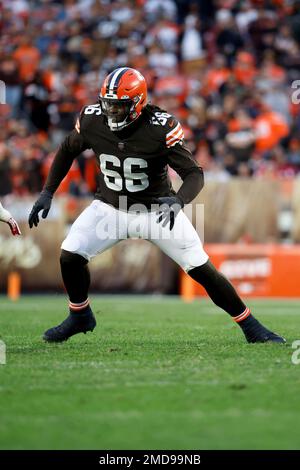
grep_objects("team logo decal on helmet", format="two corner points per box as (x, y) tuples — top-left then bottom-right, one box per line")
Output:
(99, 67), (147, 131)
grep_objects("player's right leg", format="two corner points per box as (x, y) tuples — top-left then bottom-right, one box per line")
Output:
(43, 200), (127, 342)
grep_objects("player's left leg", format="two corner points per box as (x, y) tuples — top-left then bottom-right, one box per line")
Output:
(150, 210), (285, 344)
(188, 261), (285, 343)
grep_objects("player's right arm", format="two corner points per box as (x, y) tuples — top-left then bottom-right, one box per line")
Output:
(44, 129), (88, 195)
(29, 118), (89, 228)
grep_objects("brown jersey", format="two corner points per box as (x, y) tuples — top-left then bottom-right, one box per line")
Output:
(44, 104), (204, 210)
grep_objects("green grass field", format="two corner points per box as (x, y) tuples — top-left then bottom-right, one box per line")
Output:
(0, 295), (299, 450)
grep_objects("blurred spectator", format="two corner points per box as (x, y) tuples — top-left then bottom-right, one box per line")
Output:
(24, 72), (50, 131)
(216, 9), (244, 65)
(181, 15), (204, 61)
(2, 0), (300, 197)
(226, 108), (255, 162)
(233, 51), (257, 86)
(254, 105), (289, 153)
(13, 35), (41, 83)
(0, 57), (22, 117)
(0, 143), (12, 196)
(235, 1), (258, 35)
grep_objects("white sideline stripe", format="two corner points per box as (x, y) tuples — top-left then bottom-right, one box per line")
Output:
(109, 67), (128, 93)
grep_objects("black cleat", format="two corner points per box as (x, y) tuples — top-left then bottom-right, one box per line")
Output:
(43, 310), (96, 343)
(245, 326), (286, 344)
(239, 314), (286, 344)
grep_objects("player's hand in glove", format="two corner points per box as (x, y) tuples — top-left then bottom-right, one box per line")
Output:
(0, 202), (21, 235)
(28, 189), (53, 228)
(156, 196), (184, 231)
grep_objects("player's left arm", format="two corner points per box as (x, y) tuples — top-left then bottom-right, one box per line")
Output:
(156, 119), (204, 230)
(0, 202), (21, 235)
(166, 140), (204, 205)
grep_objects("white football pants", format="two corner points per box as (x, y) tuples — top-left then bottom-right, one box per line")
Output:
(61, 200), (208, 272)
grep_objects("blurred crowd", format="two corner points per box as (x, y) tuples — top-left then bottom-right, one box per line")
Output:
(1, 0), (300, 197)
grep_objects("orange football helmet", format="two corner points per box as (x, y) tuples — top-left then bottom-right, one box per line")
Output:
(99, 67), (147, 131)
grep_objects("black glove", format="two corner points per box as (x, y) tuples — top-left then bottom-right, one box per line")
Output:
(156, 196), (184, 231)
(28, 189), (53, 228)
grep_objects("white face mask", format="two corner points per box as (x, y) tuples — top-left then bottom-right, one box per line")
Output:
(99, 96), (134, 131)
(107, 115), (130, 131)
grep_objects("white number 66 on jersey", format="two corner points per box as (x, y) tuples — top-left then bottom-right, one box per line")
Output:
(100, 154), (149, 193)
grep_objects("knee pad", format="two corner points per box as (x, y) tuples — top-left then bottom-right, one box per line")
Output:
(60, 249), (88, 268)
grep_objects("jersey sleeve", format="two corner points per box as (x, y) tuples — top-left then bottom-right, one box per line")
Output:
(44, 129), (89, 194)
(165, 119), (204, 204)
(75, 103), (102, 137)
(75, 116), (81, 133)
(165, 119), (185, 148)
(74, 106), (86, 135)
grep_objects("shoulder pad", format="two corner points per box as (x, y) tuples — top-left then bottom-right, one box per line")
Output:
(75, 104), (102, 134)
(146, 106), (184, 147)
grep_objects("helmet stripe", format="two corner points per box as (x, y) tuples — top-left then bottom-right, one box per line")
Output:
(107, 67), (130, 94)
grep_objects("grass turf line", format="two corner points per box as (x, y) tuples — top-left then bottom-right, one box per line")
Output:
(0, 296), (299, 450)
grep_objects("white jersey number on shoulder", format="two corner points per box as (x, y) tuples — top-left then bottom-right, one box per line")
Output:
(84, 105), (102, 115)
(75, 105), (101, 133)
(151, 112), (171, 126)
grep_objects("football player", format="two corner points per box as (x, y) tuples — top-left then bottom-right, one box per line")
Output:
(0, 202), (21, 235)
(28, 67), (285, 344)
